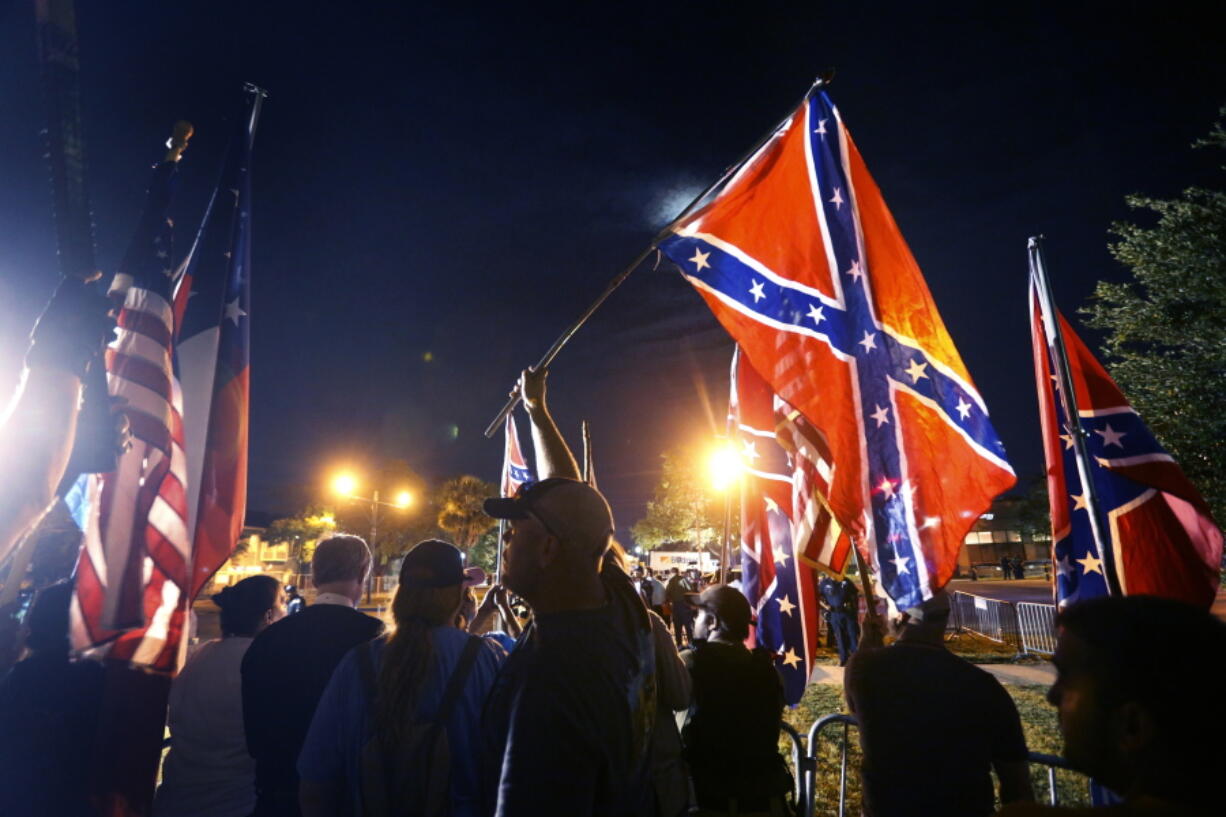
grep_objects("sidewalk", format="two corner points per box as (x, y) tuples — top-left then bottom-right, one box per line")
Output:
(809, 662), (1055, 687)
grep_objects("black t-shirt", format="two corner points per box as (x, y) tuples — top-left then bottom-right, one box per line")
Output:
(844, 640), (1029, 817)
(682, 641), (790, 808)
(0, 652), (104, 817)
(481, 566), (656, 817)
(241, 602), (383, 813)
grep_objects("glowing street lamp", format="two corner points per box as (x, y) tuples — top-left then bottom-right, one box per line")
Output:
(394, 490), (413, 509)
(331, 472), (357, 497)
(706, 439), (743, 584)
(708, 442), (742, 492)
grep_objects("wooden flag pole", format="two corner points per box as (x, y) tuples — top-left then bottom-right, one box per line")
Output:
(482, 72), (836, 438)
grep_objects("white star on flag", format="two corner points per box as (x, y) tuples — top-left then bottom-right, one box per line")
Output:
(781, 648), (801, 669)
(858, 331), (877, 352)
(777, 595), (796, 616)
(870, 404), (890, 427)
(829, 187), (843, 209)
(956, 398), (972, 420)
(1071, 492), (1088, 511)
(846, 259), (863, 280)
(764, 496), (780, 514)
(1077, 552), (1104, 575)
(807, 303), (825, 324)
(879, 477), (896, 499)
(742, 439), (761, 461)
(1056, 555), (1076, 577)
(749, 279), (766, 302)
(224, 297), (247, 325)
(1095, 424), (1127, 449)
(905, 359), (929, 383)
(813, 118), (828, 136)
(776, 548), (790, 566)
(891, 555), (911, 575)
(689, 248), (711, 271)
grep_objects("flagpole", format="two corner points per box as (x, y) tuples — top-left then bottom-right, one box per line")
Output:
(483, 72), (836, 438)
(1028, 236), (1119, 595)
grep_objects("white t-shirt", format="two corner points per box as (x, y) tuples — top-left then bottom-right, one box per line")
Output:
(154, 637), (256, 817)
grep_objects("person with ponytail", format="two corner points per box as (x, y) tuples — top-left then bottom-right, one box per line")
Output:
(298, 540), (504, 817)
(155, 575), (285, 817)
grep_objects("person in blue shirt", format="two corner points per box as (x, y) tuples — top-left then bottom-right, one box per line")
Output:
(297, 539), (504, 817)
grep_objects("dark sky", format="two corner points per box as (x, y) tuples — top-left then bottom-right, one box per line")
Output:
(2, 1), (1223, 537)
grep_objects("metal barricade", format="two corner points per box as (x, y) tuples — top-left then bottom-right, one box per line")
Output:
(1016, 601), (1058, 656)
(801, 713), (860, 817)
(950, 591), (1020, 647)
(1028, 751), (1092, 806)
(780, 721), (808, 814)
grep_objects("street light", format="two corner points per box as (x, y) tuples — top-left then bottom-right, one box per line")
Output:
(330, 471), (413, 602)
(707, 439), (743, 584)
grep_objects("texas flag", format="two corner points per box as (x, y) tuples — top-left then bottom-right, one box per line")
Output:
(1029, 250), (1222, 608)
(659, 88), (1014, 609)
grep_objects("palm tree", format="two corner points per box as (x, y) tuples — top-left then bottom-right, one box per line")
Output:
(437, 475), (498, 551)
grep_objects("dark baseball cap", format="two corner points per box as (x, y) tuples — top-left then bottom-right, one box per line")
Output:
(694, 584), (754, 631)
(399, 539), (465, 588)
(483, 477), (614, 549)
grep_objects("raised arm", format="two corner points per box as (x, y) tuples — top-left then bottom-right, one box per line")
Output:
(519, 367), (581, 482)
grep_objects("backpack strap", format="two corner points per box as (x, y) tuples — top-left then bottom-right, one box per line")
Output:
(356, 639), (378, 714)
(434, 635), (483, 725)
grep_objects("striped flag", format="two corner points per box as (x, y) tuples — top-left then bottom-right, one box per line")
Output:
(69, 89), (263, 671)
(501, 413), (535, 497)
(733, 348), (823, 704)
(659, 87), (1015, 610)
(1029, 247), (1222, 608)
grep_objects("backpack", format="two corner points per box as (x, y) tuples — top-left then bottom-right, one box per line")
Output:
(355, 635), (483, 817)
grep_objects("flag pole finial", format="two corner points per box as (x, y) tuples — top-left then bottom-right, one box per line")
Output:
(164, 120), (194, 163)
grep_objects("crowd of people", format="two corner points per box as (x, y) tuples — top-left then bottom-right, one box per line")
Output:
(1, 282), (1225, 817)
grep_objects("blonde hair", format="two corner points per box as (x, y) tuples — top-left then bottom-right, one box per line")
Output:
(312, 534), (371, 586)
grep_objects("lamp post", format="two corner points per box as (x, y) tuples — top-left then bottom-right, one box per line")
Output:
(331, 473), (413, 602)
(707, 440), (743, 584)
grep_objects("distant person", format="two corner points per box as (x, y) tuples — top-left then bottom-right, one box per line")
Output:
(242, 535), (384, 817)
(298, 540), (505, 817)
(845, 591), (1033, 816)
(998, 596), (1226, 817)
(284, 585), (304, 615)
(819, 575), (857, 665)
(999, 554), (1011, 579)
(0, 582), (104, 817)
(682, 584), (793, 815)
(481, 366), (656, 816)
(637, 566), (667, 620)
(666, 568), (695, 647)
(1012, 556), (1025, 580)
(155, 576), (285, 817)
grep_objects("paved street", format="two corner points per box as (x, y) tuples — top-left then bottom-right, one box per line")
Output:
(947, 579), (1054, 604)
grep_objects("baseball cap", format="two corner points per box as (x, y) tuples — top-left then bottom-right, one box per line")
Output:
(483, 477), (615, 550)
(694, 584), (754, 631)
(399, 539), (465, 588)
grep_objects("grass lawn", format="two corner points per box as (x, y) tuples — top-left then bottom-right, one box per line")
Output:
(780, 681), (1090, 816)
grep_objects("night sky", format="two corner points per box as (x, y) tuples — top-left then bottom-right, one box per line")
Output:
(2, 2), (1223, 538)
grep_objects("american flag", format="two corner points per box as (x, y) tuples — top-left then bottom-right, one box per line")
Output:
(660, 88), (1015, 610)
(501, 413), (535, 497)
(69, 90), (263, 671)
(1029, 248), (1222, 608)
(732, 347), (825, 704)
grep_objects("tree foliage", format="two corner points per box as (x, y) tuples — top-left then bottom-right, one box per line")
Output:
(631, 445), (737, 554)
(1080, 109), (1226, 520)
(436, 475), (498, 551)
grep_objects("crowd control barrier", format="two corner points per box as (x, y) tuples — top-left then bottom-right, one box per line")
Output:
(1016, 601), (1059, 656)
(790, 713), (1090, 815)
